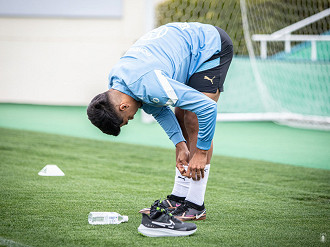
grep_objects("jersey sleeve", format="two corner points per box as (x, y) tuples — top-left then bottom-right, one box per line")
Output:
(142, 105), (185, 146)
(170, 85), (217, 150)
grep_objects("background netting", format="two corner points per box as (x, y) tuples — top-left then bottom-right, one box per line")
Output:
(155, 0), (330, 130)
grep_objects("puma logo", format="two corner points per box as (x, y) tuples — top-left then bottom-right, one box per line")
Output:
(204, 76), (215, 84)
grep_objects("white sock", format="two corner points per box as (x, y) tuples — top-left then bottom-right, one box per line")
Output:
(185, 164), (210, 206)
(171, 165), (190, 198)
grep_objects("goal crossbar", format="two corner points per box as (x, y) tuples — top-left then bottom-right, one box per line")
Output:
(270, 8), (330, 39)
(251, 8), (330, 60)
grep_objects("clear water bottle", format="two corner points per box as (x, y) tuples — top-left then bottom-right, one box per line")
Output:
(88, 212), (128, 225)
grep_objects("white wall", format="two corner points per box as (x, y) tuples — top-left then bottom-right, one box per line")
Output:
(0, 0), (162, 105)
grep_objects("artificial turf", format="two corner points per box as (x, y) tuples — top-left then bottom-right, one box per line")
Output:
(1, 103), (329, 170)
(0, 127), (329, 246)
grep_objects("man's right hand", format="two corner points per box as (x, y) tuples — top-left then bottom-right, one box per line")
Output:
(175, 141), (189, 175)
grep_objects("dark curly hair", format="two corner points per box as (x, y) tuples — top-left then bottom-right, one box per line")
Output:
(87, 92), (123, 136)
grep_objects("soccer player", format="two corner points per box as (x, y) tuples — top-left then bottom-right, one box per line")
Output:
(87, 22), (233, 224)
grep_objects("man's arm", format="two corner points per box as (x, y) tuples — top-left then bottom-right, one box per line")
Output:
(142, 105), (185, 145)
(151, 70), (218, 151)
(130, 70), (217, 180)
(149, 70), (217, 181)
(142, 105), (190, 172)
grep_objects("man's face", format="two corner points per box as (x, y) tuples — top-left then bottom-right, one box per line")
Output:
(119, 103), (139, 127)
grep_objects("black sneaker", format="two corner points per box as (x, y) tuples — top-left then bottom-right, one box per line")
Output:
(139, 195), (184, 214)
(172, 201), (206, 221)
(138, 200), (197, 237)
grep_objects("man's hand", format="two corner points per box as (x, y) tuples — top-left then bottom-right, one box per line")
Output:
(186, 148), (208, 181)
(175, 141), (189, 175)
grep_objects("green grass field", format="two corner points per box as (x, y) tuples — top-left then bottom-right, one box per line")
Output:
(0, 127), (329, 247)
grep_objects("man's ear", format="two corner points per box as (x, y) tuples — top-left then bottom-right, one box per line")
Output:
(119, 103), (129, 111)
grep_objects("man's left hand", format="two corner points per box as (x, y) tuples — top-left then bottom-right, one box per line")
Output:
(175, 141), (190, 175)
(185, 148), (208, 181)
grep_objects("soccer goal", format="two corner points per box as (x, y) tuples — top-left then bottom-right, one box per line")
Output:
(238, 1), (330, 130)
(144, 0), (330, 130)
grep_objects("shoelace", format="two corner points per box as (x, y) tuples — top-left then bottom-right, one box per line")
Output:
(150, 200), (174, 219)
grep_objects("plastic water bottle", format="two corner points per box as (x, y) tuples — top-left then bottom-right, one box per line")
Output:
(88, 212), (128, 225)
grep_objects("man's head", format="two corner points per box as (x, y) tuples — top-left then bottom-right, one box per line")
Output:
(87, 89), (140, 136)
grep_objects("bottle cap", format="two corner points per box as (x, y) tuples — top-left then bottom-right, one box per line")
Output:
(123, 215), (128, 222)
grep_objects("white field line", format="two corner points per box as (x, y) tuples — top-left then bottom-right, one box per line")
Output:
(0, 236), (32, 247)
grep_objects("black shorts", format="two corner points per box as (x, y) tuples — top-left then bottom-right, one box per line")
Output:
(188, 26), (233, 93)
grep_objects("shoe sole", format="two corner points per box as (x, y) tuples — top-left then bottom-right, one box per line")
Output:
(138, 224), (197, 237)
(139, 208), (151, 214)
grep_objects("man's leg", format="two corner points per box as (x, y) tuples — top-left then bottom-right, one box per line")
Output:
(169, 91), (220, 208)
(183, 90), (220, 206)
(168, 108), (191, 202)
(170, 91), (220, 221)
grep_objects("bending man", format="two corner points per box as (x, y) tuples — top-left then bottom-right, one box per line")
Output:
(87, 22), (233, 221)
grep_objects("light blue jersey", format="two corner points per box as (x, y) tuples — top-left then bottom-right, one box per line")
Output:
(109, 22), (221, 150)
